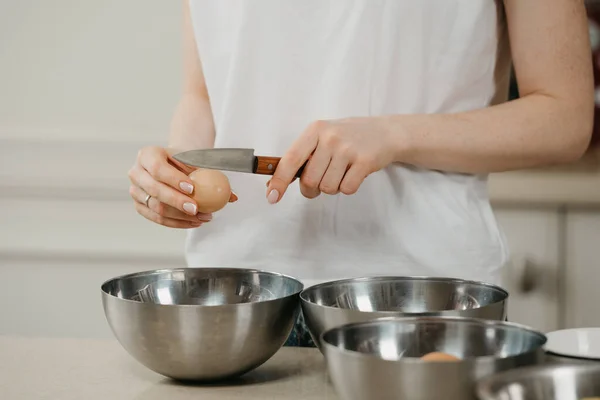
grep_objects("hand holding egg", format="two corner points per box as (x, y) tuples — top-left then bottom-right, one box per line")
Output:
(128, 146), (237, 229)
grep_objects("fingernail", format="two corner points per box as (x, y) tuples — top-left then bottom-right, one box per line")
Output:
(183, 202), (197, 215)
(230, 191), (239, 202)
(197, 212), (212, 222)
(180, 182), (194, 194)
(267, 189), (279, 204)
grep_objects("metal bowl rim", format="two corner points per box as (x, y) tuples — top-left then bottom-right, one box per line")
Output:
(300, 275), (509, 312)
(100, 266), (304, 308)
(319, 315), (547, 365)
(475, 363), (600, 398)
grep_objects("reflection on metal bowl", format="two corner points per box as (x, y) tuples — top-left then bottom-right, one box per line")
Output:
(300, 276), (508, 348)
(321, 316), (546, 400)
(101, 267), (303, 381)
(476, 363), (600, 400)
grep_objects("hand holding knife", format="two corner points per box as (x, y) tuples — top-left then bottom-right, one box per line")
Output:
(172, 148), (306, 178)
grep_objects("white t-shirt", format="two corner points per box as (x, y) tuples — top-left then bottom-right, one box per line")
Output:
(186, 0), (512, 288)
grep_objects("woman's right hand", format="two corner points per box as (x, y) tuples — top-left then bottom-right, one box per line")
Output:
(128, 146), (212, 229)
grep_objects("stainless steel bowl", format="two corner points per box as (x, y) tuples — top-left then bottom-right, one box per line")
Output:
(476, 364), (600, 400)
(101, 267), (303, 381)
(321, 316), (547, 400)
(301, 276), (508, 348)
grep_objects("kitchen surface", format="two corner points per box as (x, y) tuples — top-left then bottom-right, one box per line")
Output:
(2, 1), (600, 400)
(0, 337), (336, 400)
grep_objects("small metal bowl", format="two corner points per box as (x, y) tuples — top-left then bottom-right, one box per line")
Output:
(101, 267), (303, 381)
(476, 364), (600, 400)
(301, 276), (508, 348)
(320, 316), (547, 400)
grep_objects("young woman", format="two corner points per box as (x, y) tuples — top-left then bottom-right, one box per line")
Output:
(128, 1), (594, 346)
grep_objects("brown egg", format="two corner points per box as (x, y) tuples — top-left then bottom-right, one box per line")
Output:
(420, 352), (461, 362)
(188, 169), (232, 213)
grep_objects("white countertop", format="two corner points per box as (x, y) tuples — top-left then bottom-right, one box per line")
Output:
(489, 170), (600, 207)
(0, 336), (337, 400)
(488, 150), (600, 207)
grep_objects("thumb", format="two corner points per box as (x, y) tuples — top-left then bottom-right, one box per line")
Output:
(265, 177), (297, 188)
(265, 161), (301, 205)
(266, 177), (287, 205)
(166, 147), (197, 175)
(265, 155), (310, 204)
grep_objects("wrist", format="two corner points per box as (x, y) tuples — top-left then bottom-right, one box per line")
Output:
(377, 115), (415, 164)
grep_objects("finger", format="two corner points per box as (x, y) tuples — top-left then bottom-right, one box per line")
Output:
(266, 177), (297, 188)
(266, 155), (312, 188)
(134, 202), (203, 229)
(129, 185), (211, 222)
(130, 166), (199, 216)
(319, 154), (350, 195)
(165, 146), (198, 174)
(167, 156), (197, 176)
(339, 164), (368, 195)
(299, 146), (331, 199)
(138, 148), (196, 195)
(267, 122), (321, 204)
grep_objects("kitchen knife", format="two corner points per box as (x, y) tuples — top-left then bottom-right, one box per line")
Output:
(172, 148), (306, 178)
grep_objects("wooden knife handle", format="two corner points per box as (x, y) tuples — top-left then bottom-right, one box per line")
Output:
(254, 156), (306, 178)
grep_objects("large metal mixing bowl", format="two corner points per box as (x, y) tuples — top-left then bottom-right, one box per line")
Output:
(101, 267), (303, 381)
(301, 276), (508, 348)
(321, 316), (547, 400)
(476, 364), (600, 400)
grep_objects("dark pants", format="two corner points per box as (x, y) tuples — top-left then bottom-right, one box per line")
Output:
(283, 310), (317, 347)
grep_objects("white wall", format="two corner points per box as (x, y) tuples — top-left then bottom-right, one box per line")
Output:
(0, 0), (183, 142)
(0, 1), (188, 338)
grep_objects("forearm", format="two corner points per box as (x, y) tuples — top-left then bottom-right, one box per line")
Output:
(381, 0), (595, 175)
(168, 92), (215, 151)
(387, 93), (594, 174)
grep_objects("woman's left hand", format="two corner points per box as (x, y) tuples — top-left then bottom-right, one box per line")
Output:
(266, 118), (400, 203)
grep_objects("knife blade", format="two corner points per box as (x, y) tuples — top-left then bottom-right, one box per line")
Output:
(172, 148), (306, 178)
